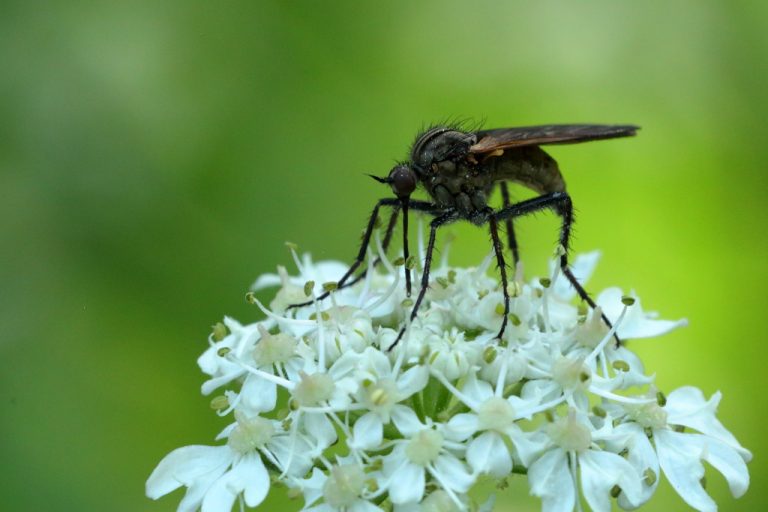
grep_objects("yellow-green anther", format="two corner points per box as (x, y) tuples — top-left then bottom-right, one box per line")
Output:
(217, 347), (231, 357)
(509, 313), (521, 326)
(611, 485), (621, 498)
(534, 288), (543, 298)
(401, 298), (414, 307)
(275, 408), (289, 420)
(656, 391), (667, 406)
(579, 370), (590, 382)
(507, 281), (522, 297)
(361, 379), (373, 388)
(393, 257), (405, 266)
(285, 241), (299, 251)
(539, 277), (551, 288)
(644, 468), (657, 485)
(322, 281), (338, 292)
(478, 289), (489, 299)
(366, 479), (379, 492)
(245, 292), (257, 304)
(436, 277), (449, 289)
(211, 322), (228, 341)
(448, 270), (457, 283)
(210, 395), (229, 410)
(483, 346), (497, 364)
(495, 303), (505, 316)
(405, 256), (417, 269)
(621, 296), (636, 306)
(612, 360), (630, 372)
(366, 459), (383, 472)
(592, 405), (607, 418)
(370, 388), (388, 406)
(304, 281), (315, 297)
(577, 303), (588, 316)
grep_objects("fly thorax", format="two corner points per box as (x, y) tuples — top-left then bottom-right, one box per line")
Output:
(411, 128), (477, 174)
(427, 171), (491, 216)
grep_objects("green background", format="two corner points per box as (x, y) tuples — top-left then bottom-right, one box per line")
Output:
(1, 1), (765, 510)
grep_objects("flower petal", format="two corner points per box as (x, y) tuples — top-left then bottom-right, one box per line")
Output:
(508, 427), (551, 468)
(665, 387), (752, 461)
(303, 412), (337, 450)
(239, 373), (277, 413)
(146, 445), (232, 499)
(388, 462), (425, 504)
(596, 288), (687, 340)
(445, 413), (480, 442)
(655, 429), (749, 511)
(580, 450), (643, 512)
(466, 431), (512, 477)
(201, 453), (270, 510)
(460, 372), (494, 406)
(607, 423), (659, 509)
(351, 411), (383, 450)
(240, 454), (270, 506)
(528, 449), (575, 512)
(396, 364), (429, 398)
(433, 453), (475, 493)
(391, 405), (425, 437)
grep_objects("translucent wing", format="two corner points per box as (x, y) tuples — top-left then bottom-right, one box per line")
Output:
(469, 124), (639, 153)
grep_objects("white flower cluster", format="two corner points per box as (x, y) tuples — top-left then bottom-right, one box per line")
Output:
(146, 243), (751, 512)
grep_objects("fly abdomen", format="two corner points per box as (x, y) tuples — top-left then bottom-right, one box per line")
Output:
(486, 146), (566, 195)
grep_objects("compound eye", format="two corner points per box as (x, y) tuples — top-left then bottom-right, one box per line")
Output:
(389, 165), (417, 198)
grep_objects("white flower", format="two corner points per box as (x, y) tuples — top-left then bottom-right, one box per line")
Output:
(606, 387), (751, 512)
(148, 246), (749, 511)
(443, 373), (552, 477)
(381, 412), (474, 507)
(349, 347), (429, 451)
(528, 410), (644, 512)
(299, 456), (383, 512)
(147, 411), (310, 511)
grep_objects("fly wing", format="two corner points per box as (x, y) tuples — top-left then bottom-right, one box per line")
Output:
(469, 124), (639, 153)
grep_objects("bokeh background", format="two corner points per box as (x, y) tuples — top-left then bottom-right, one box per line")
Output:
(1, 1), (765, 510)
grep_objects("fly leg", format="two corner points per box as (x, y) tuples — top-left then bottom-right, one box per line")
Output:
(489, 215), (510, 340)
(388, 210), (457, 351)
(493, 192), (619, 344)
(500, 182), (520, 265)
(319, 205), (400, 293)
(288, 199), (437, 309)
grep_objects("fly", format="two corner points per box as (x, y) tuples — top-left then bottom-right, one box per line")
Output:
(289, 123), (639, 350)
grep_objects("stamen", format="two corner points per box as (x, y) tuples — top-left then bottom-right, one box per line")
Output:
(229, 357), (296, 390)
(286, 243), (304, 275)
(252, 298), (316, 326)
(430, 369), (479, 411)
(585, 303), (629, 365)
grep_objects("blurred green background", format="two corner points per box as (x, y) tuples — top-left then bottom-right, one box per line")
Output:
(1, 1), (765, 510)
